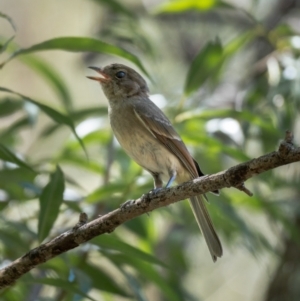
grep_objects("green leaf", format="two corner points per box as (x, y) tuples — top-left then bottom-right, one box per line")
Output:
(92, 0), (137, 18)
(154, 0), (233, 13)
(117, 267), (148, 301)
(223, 30), (255, 56)
(0, 167), (37, 200)
(26, 278), (97, 301)
(0, 12), (16, 31)
(58, 152), (104, 174)
(86, 182), (127, 203)
(0, 87), (87, 157)
(184, 32), (255, 96)
(2, 37), (150, 79)
(0, 35), (15, 54)
(0, 143), (35, 172)
(0, 117), (31, 142)
(41, 106), (108, 137)
(184, 39), (223, 96)
(80, 262), (130, 297)
(38, 166), (65, 242)
(0, 98), (22, 116)
(0, 219), (37, 261)
(20, 55), (73, 111)
(92, 235), (167, 267)
(71, 106), (108, 120)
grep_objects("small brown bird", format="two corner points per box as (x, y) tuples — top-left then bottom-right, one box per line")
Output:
(87, 64), (223, 261)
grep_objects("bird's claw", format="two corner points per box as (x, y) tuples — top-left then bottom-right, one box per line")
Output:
(149, 187), (162, 195)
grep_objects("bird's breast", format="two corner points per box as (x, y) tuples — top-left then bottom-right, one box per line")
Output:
(109, 106), (186, 182)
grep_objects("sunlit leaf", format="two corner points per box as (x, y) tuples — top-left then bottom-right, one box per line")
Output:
(0, 143), (35, 172)
(38, 166), (64, 242)
(123, 215), (150, 238)
(86, 182), (127, 203)
(154, 0), (233, 13)
(183, 132), (250, 161)
(223, 30), (255, 56)
(0, 35), (15, 54)
(2, 37), (150, 79)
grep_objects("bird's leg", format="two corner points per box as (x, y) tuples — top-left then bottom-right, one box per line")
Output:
(166, 170), (177, 188)
(149, 172), (163, 194)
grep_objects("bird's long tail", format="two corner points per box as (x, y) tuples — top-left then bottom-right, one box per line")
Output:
(189, 196), (223, 262)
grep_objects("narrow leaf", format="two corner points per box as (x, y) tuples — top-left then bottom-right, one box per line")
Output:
(0, 98), (22, 116)
(184, 32), (254, 96)
(0, 35), (15, 54)
(0, 117), (31, 141)
(92, 0), (136, 18)
(105, 252), (180, 301)
(223, 30), (255, 56)
(80, 262), (130, 297)
(92, 235), (167, 267)
(154, 0), (233, 13)
(20, 55), (73, 111)
(38, 166), (64, 242)
(27, 278), (97, 301)
(184, 39), (223, 96)
(0, 87), (87, 157)
(0, 143), (35, 172)
(0, 168), (37, 200)
(41, 106), (108, 137)
(0, 12), (16, 31)
(3, 37), (150, 78)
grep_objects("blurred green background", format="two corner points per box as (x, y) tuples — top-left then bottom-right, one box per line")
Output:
(1, 0), (300, 300)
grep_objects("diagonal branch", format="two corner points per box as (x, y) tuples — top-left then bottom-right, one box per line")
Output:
(0, 131), (299, 289)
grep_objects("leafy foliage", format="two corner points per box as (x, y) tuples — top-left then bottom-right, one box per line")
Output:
(0, 1), (300, 300)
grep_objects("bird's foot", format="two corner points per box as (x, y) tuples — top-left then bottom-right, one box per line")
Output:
(149, 187), (163, 195)
(120, 199), (135, 211)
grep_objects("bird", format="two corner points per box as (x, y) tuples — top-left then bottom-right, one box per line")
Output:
(87, 63), (223, 261)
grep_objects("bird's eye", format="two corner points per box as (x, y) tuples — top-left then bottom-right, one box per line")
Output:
(115, 71), (126, 79)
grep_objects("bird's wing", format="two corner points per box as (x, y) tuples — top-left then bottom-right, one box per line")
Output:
(133, 100), (203, 178)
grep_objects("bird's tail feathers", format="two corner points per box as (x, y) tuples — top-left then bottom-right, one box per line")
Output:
(189, 195), (223, 262)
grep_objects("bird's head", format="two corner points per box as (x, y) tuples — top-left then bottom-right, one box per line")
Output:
(87, 64), (149, 100)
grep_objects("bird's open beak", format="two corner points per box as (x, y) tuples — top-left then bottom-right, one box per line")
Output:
(87, 66), (111, 83)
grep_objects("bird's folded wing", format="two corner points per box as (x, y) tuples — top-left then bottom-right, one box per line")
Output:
(133, 102), (198, 178)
